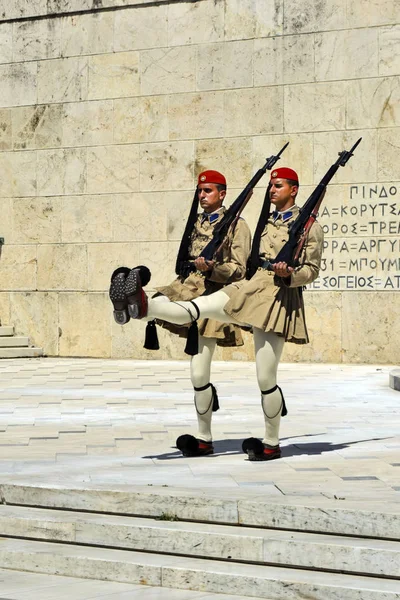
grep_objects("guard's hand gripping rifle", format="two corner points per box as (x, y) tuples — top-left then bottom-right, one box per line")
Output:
(176, 143), (289, 277)
(261, 138), (362, 272)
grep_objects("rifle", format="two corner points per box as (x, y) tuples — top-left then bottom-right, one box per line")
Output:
(260, 138), (362, 272)
(176, 143), (289, 277)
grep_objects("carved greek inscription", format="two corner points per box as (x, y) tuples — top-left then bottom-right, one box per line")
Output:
(308, 183), (400, 291)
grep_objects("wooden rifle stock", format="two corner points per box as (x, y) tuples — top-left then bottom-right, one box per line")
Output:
(293, 188), (326, 263)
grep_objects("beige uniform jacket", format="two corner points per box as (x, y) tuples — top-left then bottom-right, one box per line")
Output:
(223, 205), (324, 344)
(156, 207), (251, 346)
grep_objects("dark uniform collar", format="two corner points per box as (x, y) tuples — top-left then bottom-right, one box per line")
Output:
(201, 206), (225, 224)
(271, 204), (299, 223)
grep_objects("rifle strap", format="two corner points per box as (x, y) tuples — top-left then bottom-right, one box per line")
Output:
(175, 189), (199, 276)
(247, 184), (271, 279)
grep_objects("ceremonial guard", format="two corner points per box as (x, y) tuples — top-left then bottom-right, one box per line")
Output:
(109, 139), (360, 461)
(153, 169), (251, 348)
(110, 167), (323, 460)
(111, 170), (251, 457)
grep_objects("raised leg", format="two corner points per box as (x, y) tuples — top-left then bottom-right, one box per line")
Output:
(147, 290), (243, 326)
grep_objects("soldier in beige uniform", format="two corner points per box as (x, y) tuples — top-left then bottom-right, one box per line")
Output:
(149, 170), (251, 457)
(115, 167), (323, 461)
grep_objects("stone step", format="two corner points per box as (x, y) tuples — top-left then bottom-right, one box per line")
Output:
(0, 568), (270, 600)
(0, 505), (398, 578)
(0, 336), (29, 348)
(2, 483), (399, 540)
(0, 325), (14, 336)
(0, 537), (398, 600)
(0, 347), (43, 358)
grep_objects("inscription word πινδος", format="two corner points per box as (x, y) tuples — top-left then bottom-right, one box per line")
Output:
(305, 182), (400, 292)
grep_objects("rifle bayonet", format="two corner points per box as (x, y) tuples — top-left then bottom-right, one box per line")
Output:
(264, 142), (289, 171)
(337, 137), (362, 167)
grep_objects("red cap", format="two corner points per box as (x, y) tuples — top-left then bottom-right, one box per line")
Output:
(197, 170), (226, 186)
(270, 167), (299, 184)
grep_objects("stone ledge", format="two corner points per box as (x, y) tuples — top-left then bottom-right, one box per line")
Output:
(0, 0), (174, 23)
(0, 347), (43, 358)
(0, 504), (399, 577)
(389, 369), (400, 392)
(0, 537), (399, 600)
(1, 483), (399, 540)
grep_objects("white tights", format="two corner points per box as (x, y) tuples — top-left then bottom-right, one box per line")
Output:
(253, 327), (285, 446)
(190, 336), (217, 442)
(147, 290), (243, 326)
(151, 295), (217, 443)
(148, 293), (285, 446)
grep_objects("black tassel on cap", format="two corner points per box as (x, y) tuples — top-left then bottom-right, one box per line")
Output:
(175, 189), (199, 277)
(144, 320), (159, 350)
(246, 184), (271, 279)
(184, 300), (200, 356)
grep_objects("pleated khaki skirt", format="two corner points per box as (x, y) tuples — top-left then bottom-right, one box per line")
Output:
(223, 268), (309, 344)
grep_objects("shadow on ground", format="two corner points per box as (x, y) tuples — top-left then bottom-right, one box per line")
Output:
(143, 435), (391, 461)
(281, 437), (391, 458)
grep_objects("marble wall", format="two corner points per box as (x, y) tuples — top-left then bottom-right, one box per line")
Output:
(0, 0), (399, 363)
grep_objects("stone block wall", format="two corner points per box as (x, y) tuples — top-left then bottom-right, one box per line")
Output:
(0, 0), (399, 363)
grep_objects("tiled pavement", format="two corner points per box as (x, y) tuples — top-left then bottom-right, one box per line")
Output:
(0, 357), (399, 598)
(0, 358), (399, 503)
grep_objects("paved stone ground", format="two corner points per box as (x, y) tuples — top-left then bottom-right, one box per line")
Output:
(0, 357), (399, 599)
(0, 357), (399, 503)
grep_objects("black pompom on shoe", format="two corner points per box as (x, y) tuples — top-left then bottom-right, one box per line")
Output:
(136, 265), (151, 287)
(109, 267), (131, 325)
(176, 434), (214, 457)
(242, 437), (281, 461)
